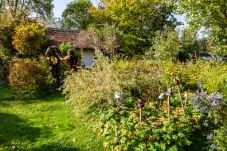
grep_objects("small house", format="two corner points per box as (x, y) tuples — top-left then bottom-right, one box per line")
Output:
(45, 28), (96, 67)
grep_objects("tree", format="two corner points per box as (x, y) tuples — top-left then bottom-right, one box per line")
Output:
(12, 21), (46, 56)
(88, 0), (177, 55)
(0, 0), (54, 55)
(145, 28), (182, 62)
(167, 0), (227, 56)
(0, 0), (54, 20)
(61, 0), (93, 30)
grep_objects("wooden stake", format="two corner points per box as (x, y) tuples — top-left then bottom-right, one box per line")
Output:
(177, 85), (186, 117)
(138, 99), (144, 123)
(167, 95), (170, 121)
(140, 108), (142, 123)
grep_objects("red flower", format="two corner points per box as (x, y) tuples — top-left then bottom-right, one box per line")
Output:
(172, 71), (177, 75)
(154, 121), (160, 126)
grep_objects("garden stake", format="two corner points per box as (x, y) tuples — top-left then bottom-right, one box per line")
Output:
(158, 92), (165, 108)
(140, 108), (142, 122)
(174, 77), (186, 117)
(114, 91), (121, 108)
(166, 88), (172, 121)
(138, 99), (144, 123)
(177, 85), (186, 117)
(184, 92), (188, 108)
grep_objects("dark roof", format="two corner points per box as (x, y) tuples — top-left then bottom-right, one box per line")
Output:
(45, 28), (95, 49)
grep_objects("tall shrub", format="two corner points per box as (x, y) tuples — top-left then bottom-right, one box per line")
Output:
(148, 28), (182, 62)
(12, 22), (46, 56)
(8, 58), (47, 94)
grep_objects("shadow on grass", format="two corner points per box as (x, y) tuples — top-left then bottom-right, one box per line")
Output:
(0, 112), (42, 148)
(0, 112), (81, 151)
(0, 87), (66, 103)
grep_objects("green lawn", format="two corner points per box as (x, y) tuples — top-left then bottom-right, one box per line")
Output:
(0, 88), (104, 151)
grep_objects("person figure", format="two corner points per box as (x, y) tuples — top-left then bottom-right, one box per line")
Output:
(46, 46), (61, 89)
(58, 49), (80, 72)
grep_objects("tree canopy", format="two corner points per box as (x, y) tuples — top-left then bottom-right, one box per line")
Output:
(167, 0), (227, 56)
(88, 0), (177, 55)
(61, 0), (93, 30)
(0, 0), (54, 20)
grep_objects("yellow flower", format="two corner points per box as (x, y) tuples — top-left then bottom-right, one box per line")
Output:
(104, 124), (109, 129)
(93, 127), (99, 133)
(134, 123), (139, 128)
(131, 113), (137, 118)
(103, 142), (109, 148)
(193, 116), (201, 122)
(162, 126), (166, 132)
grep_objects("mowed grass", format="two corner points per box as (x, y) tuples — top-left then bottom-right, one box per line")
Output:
(0, 88), (104, 151)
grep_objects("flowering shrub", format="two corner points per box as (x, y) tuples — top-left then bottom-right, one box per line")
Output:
(189, 90), (227, 150)
(94, 95), (204, 150)
(63, 50), (227, 150)
(94, 84), (227, 150)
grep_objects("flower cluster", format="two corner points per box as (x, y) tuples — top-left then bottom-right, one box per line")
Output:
(190, 91), (224, 112)
(206, 92), (224, 108)
(190, 91), (207, 111)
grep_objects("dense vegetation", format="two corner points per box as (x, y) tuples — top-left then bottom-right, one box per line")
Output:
(0, 0), (227, 150)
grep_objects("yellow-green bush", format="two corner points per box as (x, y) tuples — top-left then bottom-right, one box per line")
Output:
(159, 60), (227, 93)
(8, 58), (47, 93)
(12, 22), (46, 56)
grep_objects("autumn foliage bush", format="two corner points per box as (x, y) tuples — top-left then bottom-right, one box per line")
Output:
(95, 89), (227, 150)
(159, 60), (227, 93)
(8, 58), (48, 94)
(12, 22), (46, 56)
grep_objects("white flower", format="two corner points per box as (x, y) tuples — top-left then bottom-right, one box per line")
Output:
(114, 91), (121, 99)
(211, 144), (216, 149)
(158, 93), (165, 99)
(207, 134), (213, 140)
(203, 120), (209, 127)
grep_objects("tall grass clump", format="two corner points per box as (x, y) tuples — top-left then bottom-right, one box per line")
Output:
(63, 49), (119, 111)
(63, 49), (161, 112)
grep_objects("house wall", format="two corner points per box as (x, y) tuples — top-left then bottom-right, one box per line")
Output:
(82, 49), (95, 66)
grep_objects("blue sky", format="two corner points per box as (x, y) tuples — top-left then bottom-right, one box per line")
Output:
(53, 0), (98, 17)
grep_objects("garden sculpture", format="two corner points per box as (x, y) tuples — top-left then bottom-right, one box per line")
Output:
(114, 91), (121, 108)
(138, 99), (144, 122)
(166, 87), (172, 120)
